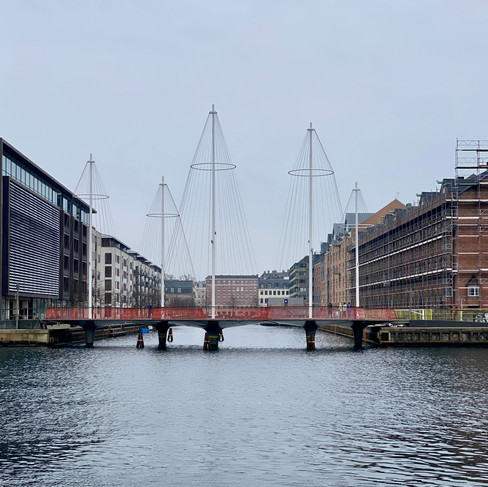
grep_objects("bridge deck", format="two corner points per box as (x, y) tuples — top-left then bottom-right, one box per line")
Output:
(45, 306), (397, 323)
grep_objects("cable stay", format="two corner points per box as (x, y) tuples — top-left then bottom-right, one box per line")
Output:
(74, 154), (115, 314)
(139, 178), (195, 307)
(179, 105), (257, 282)
(277, 124), (343, 274)
(276, 124), (343, 318)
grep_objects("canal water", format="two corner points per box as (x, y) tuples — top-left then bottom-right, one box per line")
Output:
(1, 325), (488, 486)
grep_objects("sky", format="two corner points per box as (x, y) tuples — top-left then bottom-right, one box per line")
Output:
(2, 0), (488, 278)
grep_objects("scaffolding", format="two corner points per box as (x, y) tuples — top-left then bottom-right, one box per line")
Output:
(454, 139), (488, 308)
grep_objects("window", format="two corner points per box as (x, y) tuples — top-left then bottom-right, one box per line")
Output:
(105, 253), (112, 264)
(468, 286), (480, 297)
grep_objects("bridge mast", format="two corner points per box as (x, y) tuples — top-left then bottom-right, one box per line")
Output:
(88, 154), (94, 318)
(211, 104), (217, 319)
(354, 181), (360, 307)
(161, 177), (165, 307)
(308, 123), (314, 319)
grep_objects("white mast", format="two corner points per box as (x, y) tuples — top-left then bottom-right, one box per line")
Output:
(161, 176), (165, 308)
(354, 181), (360, 307)
(211, 104), (216, 319)
(88, 154), (94, 316)
(308, 123), (314, 319)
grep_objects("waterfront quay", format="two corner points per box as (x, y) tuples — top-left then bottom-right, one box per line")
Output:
(320, 321), (488, 346)
(0, 322), (140, 347)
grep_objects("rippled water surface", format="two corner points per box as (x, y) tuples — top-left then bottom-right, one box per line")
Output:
(2, 325), (488, 486)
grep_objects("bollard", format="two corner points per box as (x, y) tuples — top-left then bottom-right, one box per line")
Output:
(136, 329), (144, 349)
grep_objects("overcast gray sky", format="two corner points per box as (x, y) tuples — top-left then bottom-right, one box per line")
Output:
(2, 0), (488, 276)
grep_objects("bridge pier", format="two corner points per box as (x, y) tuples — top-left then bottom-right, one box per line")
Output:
(83, 321), (96, 348)
(304, 320), (318, 351)
(154, 321), (169, 350)
(351, 321), (367, 349)
(205, 322), (221, 351)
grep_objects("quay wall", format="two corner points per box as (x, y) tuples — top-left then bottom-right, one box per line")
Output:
(319, 322), (488, 346)
(1, 324), (140, 346)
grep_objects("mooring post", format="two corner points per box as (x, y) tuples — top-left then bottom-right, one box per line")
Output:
(154, 321), (169, 350)
(84, 321), (96, 348)
(304, 320), (318, 351)
(136, 329), (145, 349)
(205, 321), (221, 351)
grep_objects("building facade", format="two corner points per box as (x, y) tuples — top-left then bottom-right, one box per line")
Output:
(1, 139), (90, 319)
(349, 172), (488, 309)
(95, 235), (161, 308)
(258, 270), (289, 306)
(164, 279), (194, 307)
(205, 275), (259, 307)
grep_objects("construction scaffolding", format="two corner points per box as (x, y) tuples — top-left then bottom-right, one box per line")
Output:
(454, 139), (488, 309)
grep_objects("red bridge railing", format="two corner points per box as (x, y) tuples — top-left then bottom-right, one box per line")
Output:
(45, 306), (397, 321)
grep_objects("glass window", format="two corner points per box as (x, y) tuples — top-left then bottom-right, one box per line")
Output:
(468, 286), (480, 297)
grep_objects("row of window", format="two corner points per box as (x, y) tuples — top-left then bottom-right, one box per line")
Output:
(214, 280), (256, 285)
(260, 290), (289, 296)
(2, 153), (89, 224)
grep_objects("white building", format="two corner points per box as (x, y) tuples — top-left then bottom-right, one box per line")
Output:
(91, 234), (161, 308)
(258, 270), (290, 307)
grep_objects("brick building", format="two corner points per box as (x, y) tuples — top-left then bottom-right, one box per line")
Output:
(346, 140), (488, 309)
(205, 275), (259, 307)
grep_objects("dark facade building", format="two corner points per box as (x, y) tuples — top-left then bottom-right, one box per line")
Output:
(0, 139), (89, 319)
(164, 279), (194, 307)
(288, 256), (308, 304)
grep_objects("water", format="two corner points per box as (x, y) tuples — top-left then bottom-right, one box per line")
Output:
(1, 325), (488, 486)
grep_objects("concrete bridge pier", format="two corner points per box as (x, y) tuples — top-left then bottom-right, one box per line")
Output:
(205, 322), (221, 351)
(154, 321), (169, 350)
(83, 321), (97, 348)
(351, 321), (368, 349)
(304, 320), (318, 351)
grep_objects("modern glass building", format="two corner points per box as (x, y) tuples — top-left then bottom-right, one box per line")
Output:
(0, 138), (90, 320)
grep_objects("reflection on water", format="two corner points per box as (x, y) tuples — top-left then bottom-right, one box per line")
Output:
(1, 325), (488, 486)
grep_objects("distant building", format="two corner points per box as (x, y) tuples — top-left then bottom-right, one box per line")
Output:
(205, 275), (259, 307)
(288, 256), (308, 305)
(194, 281), (206, 307)
(164, 279), (194, 307)
(258, 270), (290, 306)
(314, 201), (405, 307)
(0, 138), (90, 319)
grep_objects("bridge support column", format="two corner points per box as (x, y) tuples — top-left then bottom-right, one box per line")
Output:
(205, 322), (221, 351)
(351, 321), (367, 350)
(304, 320), (318, 351)
(84, 321), (96, 348)
(154, 321), (169, 350)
